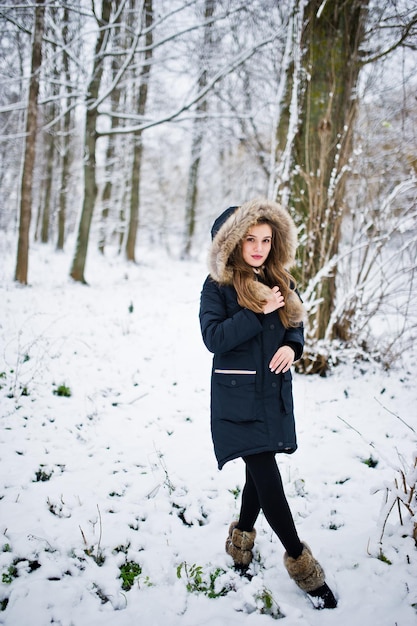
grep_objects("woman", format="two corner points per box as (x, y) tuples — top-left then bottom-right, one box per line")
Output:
(199, 198), (337, 609)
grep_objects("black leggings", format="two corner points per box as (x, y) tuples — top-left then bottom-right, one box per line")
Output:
(237, 451), (303, 559)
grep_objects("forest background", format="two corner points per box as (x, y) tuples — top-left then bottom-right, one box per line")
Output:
(1, 0), (417, 371)
(1, 2), (417, 622)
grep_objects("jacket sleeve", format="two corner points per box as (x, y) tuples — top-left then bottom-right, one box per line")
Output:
(282, 325), (304, 361)
(199, 276), (263, 354)
(281, 282), (304, 360)
(282, 336), (304, 361)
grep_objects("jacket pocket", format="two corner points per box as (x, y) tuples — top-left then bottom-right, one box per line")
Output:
(280, 369), (294, 414)
(212, 371), (257, 423)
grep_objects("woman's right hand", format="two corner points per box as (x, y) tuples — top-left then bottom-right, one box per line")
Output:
(262, 286), (285, 314)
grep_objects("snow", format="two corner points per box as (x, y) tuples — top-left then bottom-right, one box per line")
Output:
(1, 243), (416, 626)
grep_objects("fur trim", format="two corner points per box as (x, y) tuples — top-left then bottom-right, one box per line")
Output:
(283, 543), (326, 593)
(225, 521), (256, 566)
(209, 197), (298, 284)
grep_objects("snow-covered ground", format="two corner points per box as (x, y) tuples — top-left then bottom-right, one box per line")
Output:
(1, 243), (416, 626)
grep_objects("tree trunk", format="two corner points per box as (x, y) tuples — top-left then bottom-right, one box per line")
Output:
(39, 13), (60, 246)
(15, 0), (45, 284)
(276, 0), (369, 369)
(98, 57), (121, 255)
(70, 1), (112, 283)
(57, 6), (73, 251)
(126, 0), (153, 263)
(181, 0), (215, 260)
(40, 131), (54, 243)
(181, 134), (203, 259)
(57, 108), (71, 251)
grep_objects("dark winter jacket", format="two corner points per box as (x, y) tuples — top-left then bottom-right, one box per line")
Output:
(199, 198), (304, 470)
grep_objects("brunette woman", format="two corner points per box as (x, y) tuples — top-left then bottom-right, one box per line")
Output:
(199, 198), (337, 609)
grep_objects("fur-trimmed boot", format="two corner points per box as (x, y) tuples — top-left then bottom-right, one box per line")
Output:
(284, 543), (337, 609)
(225, 521), (256, 569)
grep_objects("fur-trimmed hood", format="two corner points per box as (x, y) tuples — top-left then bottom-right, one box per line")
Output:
(209, 197), (298, 284)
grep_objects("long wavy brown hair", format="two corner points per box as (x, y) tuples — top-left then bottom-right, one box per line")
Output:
(228, 218), (304, 328)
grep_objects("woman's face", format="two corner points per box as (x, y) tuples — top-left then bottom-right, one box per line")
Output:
(241, 223), (272, 268)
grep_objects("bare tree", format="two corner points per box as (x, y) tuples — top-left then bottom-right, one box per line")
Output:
(126, 0), (153, 263)
(57, 4), (76, 251)
(38, 23), (59, 246)
(69, 0), (114, 283)
(181, 0), (215, 259)
(274, 0), (417, 372)
(15, 0), (45, 285)
(277, 0), (369, 337)
(98, 51), (123, 256)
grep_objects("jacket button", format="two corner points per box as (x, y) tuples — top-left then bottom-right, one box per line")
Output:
(270, 324), (275, 330)
(231, 379), (237, 386)
(272, 382), (277, 388)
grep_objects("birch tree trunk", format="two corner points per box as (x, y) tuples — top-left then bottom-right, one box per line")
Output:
(15, 0), (45, 284)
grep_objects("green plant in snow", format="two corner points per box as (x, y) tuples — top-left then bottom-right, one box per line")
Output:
(255, 587), (285, 619)
(83, 544), (105, 566)
(119, 560), (142, 591)
(228, 485), (241, 500)
(34, 466), (53, 482)
(53, 383), (72, 397)
(1, 558), (41, 585)
(2, 565), (18, 585)
(336, 477), (350, 485)
(377, 550), (392, 565)
(176, 562), (229, 598)
(362, 455), (378, 468)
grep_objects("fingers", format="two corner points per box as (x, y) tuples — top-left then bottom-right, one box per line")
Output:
(269, 346), (295, 374)
(273, 286), (284, 302)
(268, 287), (285, 311)
(270, 357), (290, 374)
(262, 287), (285, 314)
(271, 286), (282, 299)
